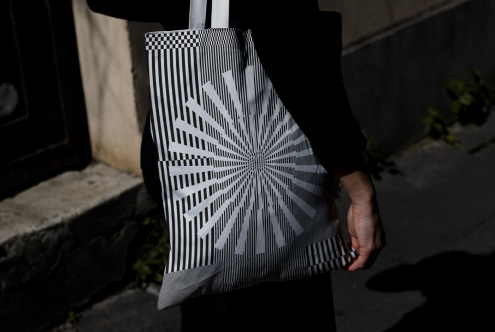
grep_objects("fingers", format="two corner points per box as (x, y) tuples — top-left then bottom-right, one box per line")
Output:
(342, 226), (386, 272)
(342, 197), (386, 272)
(342, 233), (369, 271)
(343, 241), (385, 271)
(342, 252), (369, 272)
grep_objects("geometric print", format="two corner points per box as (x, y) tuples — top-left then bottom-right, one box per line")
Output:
(146, 31), (200, 50)
(306, 234), (358, 275)
(147, 27), (356, 304)
(146, 29), (249, 51)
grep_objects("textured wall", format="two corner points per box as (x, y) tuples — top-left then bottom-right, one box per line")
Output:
(339, 0), (495, 152)
(72, 0), (142, 175)
(318, 0), (457, 46)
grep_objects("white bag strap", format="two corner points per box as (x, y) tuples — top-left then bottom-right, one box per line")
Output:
(211, 0), (229, 28)
(189, 0), (207, 30)
(189, 0), (230, 29)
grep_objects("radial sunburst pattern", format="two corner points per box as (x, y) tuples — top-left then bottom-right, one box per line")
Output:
(164, 65), (325, 260)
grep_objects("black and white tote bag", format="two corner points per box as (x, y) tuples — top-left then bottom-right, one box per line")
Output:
(146, 0), (357, 309)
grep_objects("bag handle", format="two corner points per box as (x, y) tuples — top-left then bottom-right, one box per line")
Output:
(189, 0), (230, 29)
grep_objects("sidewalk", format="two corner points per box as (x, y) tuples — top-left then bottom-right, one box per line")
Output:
(48, 285), (181, 332)
(333, 114), (495, 331)
(51, 115), (495, 332)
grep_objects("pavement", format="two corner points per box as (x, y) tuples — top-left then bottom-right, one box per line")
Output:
(333, 136), (495, 331)
(48, 284), (181, 332)
(49, 114), (495, 332)
(77, 285), (181, 332)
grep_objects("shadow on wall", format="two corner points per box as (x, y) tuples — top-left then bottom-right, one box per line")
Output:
(366, 251), (495, 331)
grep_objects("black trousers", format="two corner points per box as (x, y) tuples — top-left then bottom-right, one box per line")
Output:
(180, 272), (337, 332)
(141, 113), (337, 331)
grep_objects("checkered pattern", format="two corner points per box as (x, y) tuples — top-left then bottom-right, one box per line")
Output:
(145, 29), (255, 52)
(146, 31), (200, 51)
(199, 29), (241, 48)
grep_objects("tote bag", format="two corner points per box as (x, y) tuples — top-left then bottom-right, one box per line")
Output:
(145, 0), (357, 309)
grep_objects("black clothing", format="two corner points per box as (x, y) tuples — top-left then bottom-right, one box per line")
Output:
(87, 0), (366, 172)
(141, 110), (161, 205)
(181, 272), (336, 332)
(89, 2), (354, 330)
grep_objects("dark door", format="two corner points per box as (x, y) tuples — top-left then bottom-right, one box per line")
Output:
(0, 0), (91, 199)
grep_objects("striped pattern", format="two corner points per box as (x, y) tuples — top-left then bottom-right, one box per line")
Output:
(146, 28), (356, 302)
(306, 234), (359, 275)
(222, 245), (308, 292)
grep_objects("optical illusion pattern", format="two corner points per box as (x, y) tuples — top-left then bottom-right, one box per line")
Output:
(146, 29), (357, 287)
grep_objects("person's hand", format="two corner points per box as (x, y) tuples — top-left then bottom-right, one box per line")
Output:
(333, 160), (386, 272)
(343, 184), (385, 271)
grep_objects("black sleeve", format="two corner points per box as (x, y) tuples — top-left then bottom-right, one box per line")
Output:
(88, 0), (367, 172)
(141, 110), (162, 206)
(246, 0), (367, 171)
(86, 0), (189, 30)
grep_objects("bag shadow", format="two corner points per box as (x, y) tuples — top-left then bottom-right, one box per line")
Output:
(366, 251), (495, 331)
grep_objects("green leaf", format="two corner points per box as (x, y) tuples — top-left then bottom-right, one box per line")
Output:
(423, 107), (460, 147)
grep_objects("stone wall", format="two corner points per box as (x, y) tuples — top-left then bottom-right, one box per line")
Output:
(318, 0), (458, 47)
(0, 164), (157, 332)
(340, 0), (495, 152)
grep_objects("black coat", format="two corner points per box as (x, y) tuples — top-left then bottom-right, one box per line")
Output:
(87, 0), (366, 203)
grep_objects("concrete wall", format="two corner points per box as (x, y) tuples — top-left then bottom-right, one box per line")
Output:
(72, 0), (143, 175)
(340, 0), (495, 152)
(318, 0), (457, 47)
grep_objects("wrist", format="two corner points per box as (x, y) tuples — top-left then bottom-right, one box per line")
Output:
(337, 168), (376, 204)
(348, 185), (375, 204)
